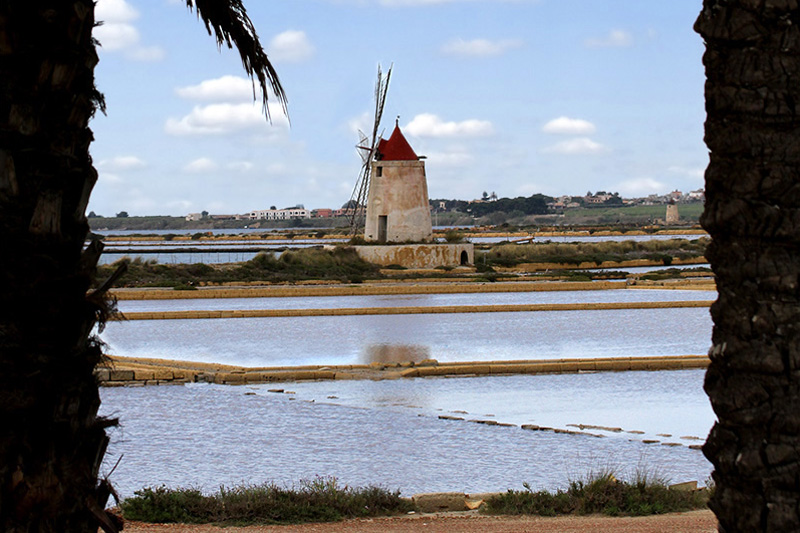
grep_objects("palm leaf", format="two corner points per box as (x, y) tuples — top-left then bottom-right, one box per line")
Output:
(185, 0), (287, 121)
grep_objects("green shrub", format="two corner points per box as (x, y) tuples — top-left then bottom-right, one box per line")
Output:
(480, 238), (707, 268)
(484, 471), (706, 517)
(120, 486), (210, 523)
(564, 273), (592, 282)
(96, 247), (383, 288)
(443, 229), (464, 243)
(121, 478), (413, 525)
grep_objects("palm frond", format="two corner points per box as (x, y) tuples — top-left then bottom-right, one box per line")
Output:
(186, 0), (287, 121)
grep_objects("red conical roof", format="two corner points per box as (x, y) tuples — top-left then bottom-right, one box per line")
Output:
(376, 124), (418, 161)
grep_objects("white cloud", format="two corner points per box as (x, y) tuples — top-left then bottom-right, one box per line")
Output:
(176, 76), (257, 102)
(98, 155), (146, 171)
(94, 23), (140, 50)
(542, 116), (596, 135)
(165, 102), (289, 136)
(165, 199), (193, 211)
(616, 177), (667, 196)
(228, 161), (255, 172)
(585, 29), (633, 48)
(97, 172), (124, 184)
(268, 30), (315, 63)
(668, 166), (705, 179)
(405, 113), (493, 138)
(126, 45), (166, 62)
(424, 150), (475, 167)
(183, 158), (218, 173)
(94, 0), (164, 61)
(95, 0), (138, 23)
(347, 112), (371, 135)
(441, 38), (523, 57)
(542, 137), (607, 155)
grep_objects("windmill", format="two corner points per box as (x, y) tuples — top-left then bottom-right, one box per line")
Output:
(347, 64), (392, 236)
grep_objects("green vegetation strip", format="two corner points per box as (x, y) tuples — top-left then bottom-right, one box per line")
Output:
(119, 473), (707, 525)
(116, 300), (713, 321)
(120, 478), (413, 525)
(484, 472), (708, 517)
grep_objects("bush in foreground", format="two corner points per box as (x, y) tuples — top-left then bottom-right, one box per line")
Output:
(484, 471), (708, 517)
(121, 477), (413, 525)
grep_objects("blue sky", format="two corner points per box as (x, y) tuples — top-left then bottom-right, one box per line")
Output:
(89, 0), (707, 216)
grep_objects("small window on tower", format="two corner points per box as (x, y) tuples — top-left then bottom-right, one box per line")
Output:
(376, 166), (383, 177)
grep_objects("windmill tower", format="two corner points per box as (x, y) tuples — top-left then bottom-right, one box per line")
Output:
(348, 65), (472, 268)
(364, 119), (432, 243)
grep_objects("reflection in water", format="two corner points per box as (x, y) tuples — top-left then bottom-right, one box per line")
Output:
(362, 344), (431, 364)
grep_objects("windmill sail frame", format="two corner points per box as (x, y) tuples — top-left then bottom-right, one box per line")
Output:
(348, 64), (392, 236)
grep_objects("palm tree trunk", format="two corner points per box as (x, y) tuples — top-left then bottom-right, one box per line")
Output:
(696, 2), (800, 531)
(0, 2), (117, 531)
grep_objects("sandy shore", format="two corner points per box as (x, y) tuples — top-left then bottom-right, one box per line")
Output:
(124, 509), (717, 532)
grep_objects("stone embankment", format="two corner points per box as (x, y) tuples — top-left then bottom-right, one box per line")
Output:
(114, 300), (712, 321)
(97, 355), (709, 387)
(110, 278), (714, 302)
(110, 280), (630, 300)
(495, 256), (708, 273)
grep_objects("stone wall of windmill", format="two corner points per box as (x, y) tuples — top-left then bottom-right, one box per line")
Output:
(363, 124), (433, 243)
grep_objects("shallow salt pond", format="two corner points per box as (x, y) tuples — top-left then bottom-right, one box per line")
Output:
(100, 369), (712, 499)
(102, 306), (712, 368)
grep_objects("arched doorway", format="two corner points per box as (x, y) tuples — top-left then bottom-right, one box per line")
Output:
(460, 250), (469, 265)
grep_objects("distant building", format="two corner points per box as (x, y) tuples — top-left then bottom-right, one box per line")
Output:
(585, 193), (612, 204)
(249, 206), (310, 220)
(312, 208), (333, 218)
(668, 190), (684, 201)
(185, 213), (202, 221)
(333, 206), (361, 218)
(666, 202), (680, 224)
(688, 189), (705, 201)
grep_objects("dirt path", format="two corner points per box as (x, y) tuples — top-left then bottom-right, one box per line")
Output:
(125, 509), (717, 532)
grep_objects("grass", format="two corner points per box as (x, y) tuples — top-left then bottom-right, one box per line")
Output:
(480, 238), (708, 268)
(94, 238), (710, 288)
(639, 267), (713, 281)
(120, 477), (414, 525)
(560, 203), (705, 225)
(96, 246), (381, 288)
(121, 472), (708, 525)
(483, 470), (708, 517)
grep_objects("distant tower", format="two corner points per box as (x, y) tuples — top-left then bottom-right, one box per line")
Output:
(666, 201), (680, 224)
(364, 123), (433, 243)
